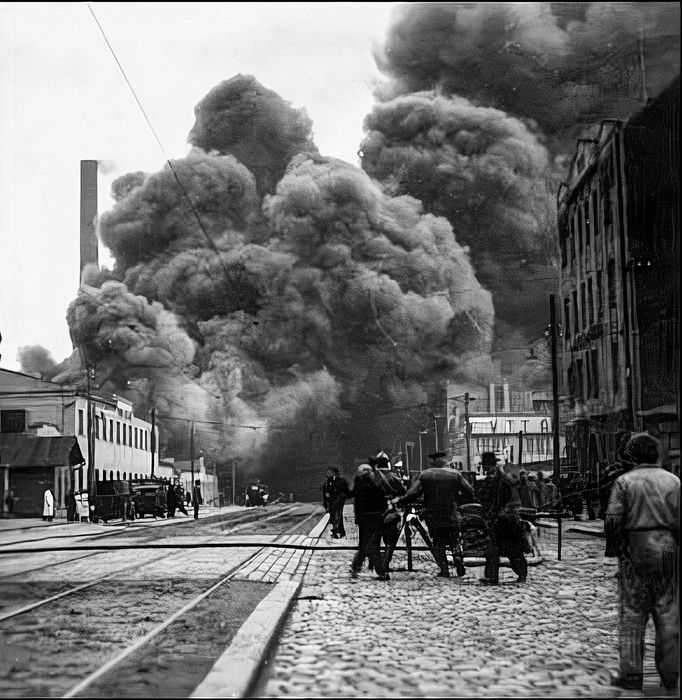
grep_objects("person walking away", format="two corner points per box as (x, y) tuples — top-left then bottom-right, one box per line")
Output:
(192, 480), (203, 520)
(43, 488), (54, 522)
(175, 485), (189, 516)
(392, 451), (475, 578)
(154, 485), (167, 519)
(479, 459), (528, 585)
(605, 433), (679, 692)
(348, 464), (390, 580)
(166, 482), (177, 518)
(327, 468), (349, 539)
(372, 455), (407, 571)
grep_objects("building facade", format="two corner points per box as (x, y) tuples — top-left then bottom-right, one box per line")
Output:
(446, 381), (564, 473)
(556, 77), (680, 475)
(0, 368), (159, 516)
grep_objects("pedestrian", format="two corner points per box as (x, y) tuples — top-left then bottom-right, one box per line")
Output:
(175, 485), (189, 516)
(42, 488), (54, 522)
(518, 470), (538, 511)
(478, 457), (528, 585)
(185, 489), (192, 506)
(166, 482), (177, 518)
(348, 463), (390, 581)
(154, 485), (167, 519)
(605, 433), (679, 692)
(535, 472), (547, 510)
(372, 455), (407, 571)
(392, 451), (475, 578)
(5, 489), (15, 515)
(326, 467), (350, 539)
(192, 480), (203, 520)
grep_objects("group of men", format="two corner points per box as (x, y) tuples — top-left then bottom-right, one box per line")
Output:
(321, 432), (679, 693)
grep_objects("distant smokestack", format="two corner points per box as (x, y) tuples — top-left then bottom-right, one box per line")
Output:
(80, 160), (99, 280)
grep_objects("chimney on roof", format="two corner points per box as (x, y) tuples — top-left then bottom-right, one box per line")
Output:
(80, 160), (99, 282)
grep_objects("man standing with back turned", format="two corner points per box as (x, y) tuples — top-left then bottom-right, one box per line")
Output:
(605, 433), (679, 692)
(392, 451), (475, 578)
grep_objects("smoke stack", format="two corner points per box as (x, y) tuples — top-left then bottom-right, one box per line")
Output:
(80, 160), (99, 281)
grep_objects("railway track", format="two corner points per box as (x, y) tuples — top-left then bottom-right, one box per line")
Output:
(0, 502), (324, 698)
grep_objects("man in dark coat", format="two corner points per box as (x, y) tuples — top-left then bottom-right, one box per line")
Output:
(392, 451), (475, 578)
(605, 433), (679, 692)
(479, 458), (529, 585)
(372, 455), (407, 571)
(327, 467), (350, 538)
(166, 482), (177, 518)
(349, 464), (391, 580)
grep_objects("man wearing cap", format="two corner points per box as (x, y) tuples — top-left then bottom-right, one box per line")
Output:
(605, 433), (679, 692)
(392, 451), (475, 578)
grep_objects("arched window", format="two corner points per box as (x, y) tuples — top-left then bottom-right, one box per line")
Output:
(109, 470), (114, 481)
(123, 472), (127, 480)
(116, 471), (120, 480)
(95, 469), (100, 481)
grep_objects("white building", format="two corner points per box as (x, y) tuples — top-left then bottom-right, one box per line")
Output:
(0, 368), (158, 517)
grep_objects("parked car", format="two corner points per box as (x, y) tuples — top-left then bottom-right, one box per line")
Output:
(130, 478), (168, 519)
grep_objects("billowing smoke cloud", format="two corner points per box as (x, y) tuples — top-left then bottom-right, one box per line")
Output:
(375, 2), (680, 150)
(64, 76), (494, 491)
(364, 2), (678, 381)
(361, 90), (557, 371)
(18, 345), (58, 380)
(188, 74), (319, 198)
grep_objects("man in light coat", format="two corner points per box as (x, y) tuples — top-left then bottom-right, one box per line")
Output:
(606, 433), (679, 692)
(42, 488), (54, 522)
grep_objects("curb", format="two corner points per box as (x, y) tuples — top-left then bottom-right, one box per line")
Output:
(191, 580), (302, 698)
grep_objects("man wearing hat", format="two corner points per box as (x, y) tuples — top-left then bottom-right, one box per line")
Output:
(371, 454), (407, 571)
(392, 451), (475, 578)
(605, 432), (679, 692)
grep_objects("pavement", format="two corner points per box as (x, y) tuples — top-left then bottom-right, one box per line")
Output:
(248, 505), (676, 699)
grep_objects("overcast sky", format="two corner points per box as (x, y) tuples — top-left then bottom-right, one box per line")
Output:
(0, 1), (397, 372)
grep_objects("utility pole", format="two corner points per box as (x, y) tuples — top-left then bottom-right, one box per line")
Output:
(150, 407), (156, 477)
(550, 294), (561, 486)
(464, 392), (471, 472)
(190, 420), (195, 487)
(433, 416), (439, 452)
(232, 458), (236, 506)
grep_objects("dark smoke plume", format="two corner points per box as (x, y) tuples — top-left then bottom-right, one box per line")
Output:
(64, 76), (494, 492)
(18, 345), (58, 380)
(375, 2), (680, 150)
(188, 74), (319, 198)
(361, 90), (558, 370)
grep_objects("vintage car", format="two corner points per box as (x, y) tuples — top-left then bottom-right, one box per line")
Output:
(130, 479), (168, 519)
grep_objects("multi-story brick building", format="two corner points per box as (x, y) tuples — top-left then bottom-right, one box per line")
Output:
(557, 77), (679, 475)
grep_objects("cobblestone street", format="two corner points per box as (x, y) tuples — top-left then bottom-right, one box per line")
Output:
(258, 507), (664, 698)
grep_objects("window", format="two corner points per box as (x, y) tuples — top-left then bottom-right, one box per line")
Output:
(584, 199), (591, 243)
(596, 271), (603, 319)
(109, 420), (114, 442)
(116, 422), (121, 444)
(1, 409), (26, 433)
(116, 471), (120, 480)
(570, 219), (576, 263)
(580, 282), (587, 330)
(145, 431), (148, 451)
(494, 385), (505, 412)
(564, 298), (571, 339)
(541, 419), (549, 434)
(134, 428), (138, 449)
(577, 208), (583, 256)
(572, 291), (579, 335)
(95, 469), (100, 481)
(101, 414), (106, 441)
(611, 341), (619, 395)
(129, 425), (132, 446)
(122, 424), (126, 446)
(95, 416), (101, 440)
(110, 470), (114, 481)
(78, 409), (84, 436)
(588, 278), (594, 326)
(586, 351), (592, 399)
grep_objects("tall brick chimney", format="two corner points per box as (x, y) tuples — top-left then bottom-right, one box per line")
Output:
(80, 160), (99, 280)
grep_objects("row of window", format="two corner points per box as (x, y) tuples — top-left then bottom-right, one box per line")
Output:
(78, 409), (152, 451)
(475, 436), (552, 456)
(567, 343), (618, 403)
(561, 155), (615, 269)
(563, 260), (617, 338)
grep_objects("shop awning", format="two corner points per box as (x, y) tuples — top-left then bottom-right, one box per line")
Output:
(0, 434), (85, 467)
